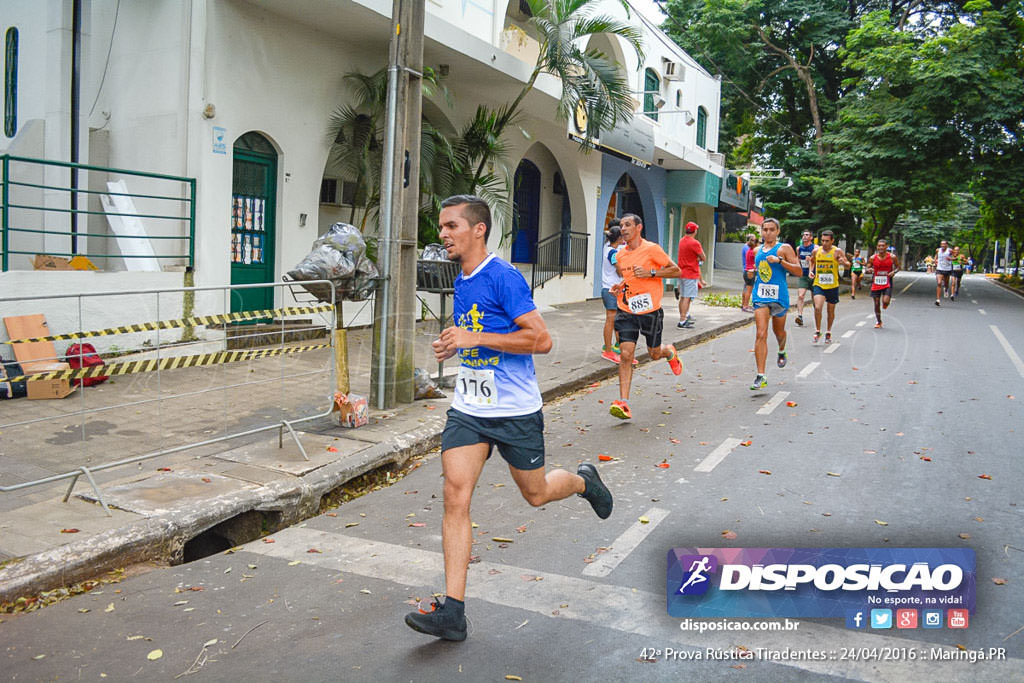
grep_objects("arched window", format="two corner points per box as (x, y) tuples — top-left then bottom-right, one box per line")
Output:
(696, 106), (708, 149)
(643, 68), (660, 122)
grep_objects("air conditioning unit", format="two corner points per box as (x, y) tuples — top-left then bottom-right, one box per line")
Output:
(664, 61), (686, 81)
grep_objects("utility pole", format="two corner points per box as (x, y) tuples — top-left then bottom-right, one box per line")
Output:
(371, 0), (424, 408)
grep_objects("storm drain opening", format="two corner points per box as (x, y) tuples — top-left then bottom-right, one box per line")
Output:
(317, 455), (428, 513)
(181, 510), (283, 563)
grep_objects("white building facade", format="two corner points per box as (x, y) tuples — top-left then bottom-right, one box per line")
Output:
(1, 0), (724, 337)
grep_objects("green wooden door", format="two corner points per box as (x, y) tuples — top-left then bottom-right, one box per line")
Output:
(230, 136), (276, 314)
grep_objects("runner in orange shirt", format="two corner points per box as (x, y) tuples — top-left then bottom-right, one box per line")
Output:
(608, 214), (683, 420)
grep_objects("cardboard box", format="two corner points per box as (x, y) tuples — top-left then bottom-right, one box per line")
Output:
(27, 377), (75, 400)
(332, 392), (368, 428)
(32, 254), (74, 270)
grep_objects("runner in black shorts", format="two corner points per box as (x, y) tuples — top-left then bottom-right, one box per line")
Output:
(404, 195), (612, 642)
(608, 214), (683, 420)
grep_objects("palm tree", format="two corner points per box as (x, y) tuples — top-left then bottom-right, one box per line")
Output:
(326, 0), (644, 243)
(474, 0), (645, 185)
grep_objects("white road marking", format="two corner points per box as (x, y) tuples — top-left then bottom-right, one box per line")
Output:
(972, 299), (978, 304)
(865, 314), (875, 319)
(855, 321), (866, 327)
(582, 507), (669, 577)
(841, 330), (856, 338)
(756, 391), (790, 416)
(899, 280), (914, 294)
(824, 343), (840, 354)
(245, 527), (1022, 681)
(979, 309), (987, 315)
(991, 325), (1024, 379)
(694, 437), (742, 473)
(797, 361), (820, 379)
(674, 477), (689, 484)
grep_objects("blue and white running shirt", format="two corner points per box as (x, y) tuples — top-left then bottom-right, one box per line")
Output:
(451, 253), (543, 418)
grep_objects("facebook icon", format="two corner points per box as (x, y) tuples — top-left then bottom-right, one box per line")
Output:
(846, 611), (867, 629)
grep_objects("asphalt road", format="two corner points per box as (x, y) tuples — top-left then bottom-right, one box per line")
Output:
(3, 272), (1022, 682)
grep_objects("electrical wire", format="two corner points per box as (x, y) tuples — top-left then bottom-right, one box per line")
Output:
(88, 0), (120, 117)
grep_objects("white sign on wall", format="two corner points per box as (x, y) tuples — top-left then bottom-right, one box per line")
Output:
(212, 126), (227, 155)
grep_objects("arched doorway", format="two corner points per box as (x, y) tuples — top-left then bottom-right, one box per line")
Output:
(230, 132), (277, 313)
(511, 159), (540, 264)
(605, 173), (643, 224)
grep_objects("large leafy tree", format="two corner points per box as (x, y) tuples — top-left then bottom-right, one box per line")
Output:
(659, 0), (1024, 253)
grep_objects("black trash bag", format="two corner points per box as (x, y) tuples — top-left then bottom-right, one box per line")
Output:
(0, 357), (28, 399)
(286, 222), (378, 302)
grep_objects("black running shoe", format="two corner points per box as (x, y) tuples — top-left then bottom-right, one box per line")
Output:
(405, 598), (467, 641)
(577, 463), (613, 519)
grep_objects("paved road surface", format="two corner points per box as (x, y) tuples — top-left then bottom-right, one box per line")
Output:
(3, 272), (1022, 682)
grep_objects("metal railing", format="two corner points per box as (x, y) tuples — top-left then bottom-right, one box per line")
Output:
(0, 281), (336, 512)
(531, 230), (588, 292)
(0, 154), (196, 271)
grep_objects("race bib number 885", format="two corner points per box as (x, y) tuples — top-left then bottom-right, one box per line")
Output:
(627, 292), (654, 313)
(457, 367), (498, 406)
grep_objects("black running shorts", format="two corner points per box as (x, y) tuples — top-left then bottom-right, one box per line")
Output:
(614, 308), (664, 348)
(441, 407), (545, 471)
(812, 285), (839, 305)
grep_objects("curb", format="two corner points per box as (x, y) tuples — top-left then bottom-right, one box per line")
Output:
(988, 278), (1024, 300)
(0, 415), (445, 604)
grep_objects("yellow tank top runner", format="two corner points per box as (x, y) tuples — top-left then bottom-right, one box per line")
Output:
(813, 248), (840, 289)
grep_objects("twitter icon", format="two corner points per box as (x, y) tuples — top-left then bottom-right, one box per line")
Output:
(870, 609), (893, 629)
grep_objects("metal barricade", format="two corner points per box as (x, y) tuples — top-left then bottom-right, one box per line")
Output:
(0, 281), (337, 513)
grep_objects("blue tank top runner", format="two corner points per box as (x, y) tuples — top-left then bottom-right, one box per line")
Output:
(797, 243), (815, 277)
(753, 243), (790, 307)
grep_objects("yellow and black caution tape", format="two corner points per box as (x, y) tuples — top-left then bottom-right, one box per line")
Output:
(2, 305), (335, 345)
(4, 343), (330, 384)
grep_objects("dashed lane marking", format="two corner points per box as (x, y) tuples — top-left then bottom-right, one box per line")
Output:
(244, 527), (1023, 682)
(899, 280), (914, 295)
(756, 391), (790, 416)
(841, 330), (855, 339)
(991, 325), (1024, 379)
(855, 321), (866, 327)
(979, 309), (987, 315)
(694, 437), (743, 473)
(582, 507), (669, 578)
(796, 361), (820, 379)
(824, 343), (840, 354)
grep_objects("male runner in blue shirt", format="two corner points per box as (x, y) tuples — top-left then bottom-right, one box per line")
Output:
(405, 195), (612, 641)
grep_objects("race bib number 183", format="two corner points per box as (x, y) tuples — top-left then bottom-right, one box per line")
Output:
(456, 367), (498, 406)
(757, 283), (779, 300)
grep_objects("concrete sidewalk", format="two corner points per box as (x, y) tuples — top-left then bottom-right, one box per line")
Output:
(0, 271), (753, 603)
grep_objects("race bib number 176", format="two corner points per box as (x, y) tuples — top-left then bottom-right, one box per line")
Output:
(456, 367), (498, 406)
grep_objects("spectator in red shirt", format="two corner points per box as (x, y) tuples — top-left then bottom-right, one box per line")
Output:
(676, 221), (707, 328)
